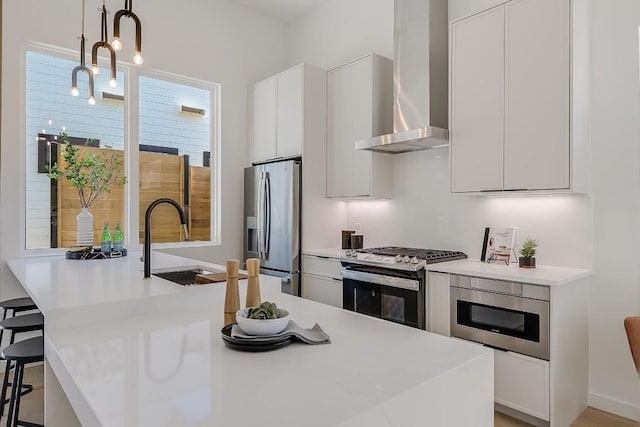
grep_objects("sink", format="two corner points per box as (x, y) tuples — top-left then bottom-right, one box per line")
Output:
(152, 267), (223, 286)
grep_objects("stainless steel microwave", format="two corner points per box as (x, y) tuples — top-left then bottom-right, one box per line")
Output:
(450, 274), (550, 360)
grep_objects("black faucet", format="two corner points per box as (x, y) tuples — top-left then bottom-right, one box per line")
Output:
(143, 198), (189, 278)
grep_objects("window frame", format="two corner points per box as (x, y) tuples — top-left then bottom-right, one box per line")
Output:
(20, 42), (221, 256)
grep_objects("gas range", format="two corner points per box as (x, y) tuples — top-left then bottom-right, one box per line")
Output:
(341, 246), (467, 272)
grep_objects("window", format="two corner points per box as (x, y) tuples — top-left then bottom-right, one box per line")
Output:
(24, 47), (220, 251)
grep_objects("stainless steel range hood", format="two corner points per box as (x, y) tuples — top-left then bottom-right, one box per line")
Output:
(355, 0), (448, 154)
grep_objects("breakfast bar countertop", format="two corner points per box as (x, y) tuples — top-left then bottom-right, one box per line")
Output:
(8, 252), (494, 427)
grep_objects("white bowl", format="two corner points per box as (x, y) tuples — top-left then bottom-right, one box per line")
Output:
(236, 308), (290, 336)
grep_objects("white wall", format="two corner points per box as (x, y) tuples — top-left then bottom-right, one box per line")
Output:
(2, 0), (288, 297)
(287, 0), (640, 420)
(586, 0), (640, 418)
(286, 0), (394, 71)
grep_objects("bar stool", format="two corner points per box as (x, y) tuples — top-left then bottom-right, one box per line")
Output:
(2, 337), (43, 427)
(0, 313), (44, 419)
(0, 298), (37, 348)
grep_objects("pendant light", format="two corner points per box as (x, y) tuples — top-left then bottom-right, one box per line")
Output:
(71, 0), (96, 105)
(91, 1), (117, 88)
(112, 0), (143, 65)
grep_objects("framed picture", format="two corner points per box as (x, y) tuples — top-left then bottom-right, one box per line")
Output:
(481, 227), (518, 264)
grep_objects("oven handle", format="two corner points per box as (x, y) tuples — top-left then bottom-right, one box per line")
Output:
(341, 269), (420, 291)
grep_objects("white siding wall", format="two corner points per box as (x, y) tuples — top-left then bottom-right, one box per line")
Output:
(139, 76), (210, 167)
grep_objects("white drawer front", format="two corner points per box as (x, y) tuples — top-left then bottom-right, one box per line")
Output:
(302, 274), (343, 308)
(495, 350), (549, 421)
(302, 255), (342, 279)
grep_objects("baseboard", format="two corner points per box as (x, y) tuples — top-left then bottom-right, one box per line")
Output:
(589, 392), (640, 421)
(495, 403), (549, 427)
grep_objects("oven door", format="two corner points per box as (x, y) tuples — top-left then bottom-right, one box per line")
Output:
(451, 286), (549, 360)
(342, 269), (423, 329)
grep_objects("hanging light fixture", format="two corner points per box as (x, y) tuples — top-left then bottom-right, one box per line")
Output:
(71, 0), (96, 105)
(91, 1), (117, 88)
(112, 0), (143, 65)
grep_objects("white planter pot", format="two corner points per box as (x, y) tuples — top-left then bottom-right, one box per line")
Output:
(76, 207), (94, 246)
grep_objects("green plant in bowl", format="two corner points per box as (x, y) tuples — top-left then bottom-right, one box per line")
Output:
(237, 302), (290, 336)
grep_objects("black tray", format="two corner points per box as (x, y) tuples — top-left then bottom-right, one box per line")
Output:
(221, 324), (294, 352)
(65, 247), (127, 260)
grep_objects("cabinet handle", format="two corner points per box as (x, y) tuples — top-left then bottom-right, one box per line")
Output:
(331, 277), (342, 282)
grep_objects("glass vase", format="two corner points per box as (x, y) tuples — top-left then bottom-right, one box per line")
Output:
(76, 207), (94, 246)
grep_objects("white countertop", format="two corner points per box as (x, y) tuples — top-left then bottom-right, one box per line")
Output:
(9, 252), (494, 427)
(302, 248), (591, 286)
(426, 259), (592, 287)
(7, 252), (226, 315)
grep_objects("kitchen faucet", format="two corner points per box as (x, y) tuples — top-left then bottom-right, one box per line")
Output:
(143, 198), (189, 278)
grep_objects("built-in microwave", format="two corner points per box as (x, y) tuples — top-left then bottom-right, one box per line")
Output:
(450, 274), (549, 360)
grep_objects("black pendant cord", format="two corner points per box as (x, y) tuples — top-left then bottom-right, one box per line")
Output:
(71, 0), (95, 102)
(91, 0), (117, 84)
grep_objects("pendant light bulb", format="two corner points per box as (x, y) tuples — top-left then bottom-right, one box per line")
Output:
(112, 37), (122, 51)
(88, 96), (96, 106)
(109, 77), (117, 88)
(71, 87), (79, 97)
(133, 51), (144, 65)
(92, 65), (100, 75)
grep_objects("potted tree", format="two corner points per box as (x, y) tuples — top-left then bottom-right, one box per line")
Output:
(46, 133), (126, 246)
(518, 239), (539, 269)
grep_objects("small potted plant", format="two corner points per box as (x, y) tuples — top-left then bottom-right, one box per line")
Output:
(46, 133), (126, 246)
(518, 239), (539, 269)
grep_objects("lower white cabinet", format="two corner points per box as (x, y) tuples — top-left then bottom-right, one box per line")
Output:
(302, 254), (343, 308)
(428, 272), (451, 336)
(495, 350), (550, 421)
(302, 274), (343, 308)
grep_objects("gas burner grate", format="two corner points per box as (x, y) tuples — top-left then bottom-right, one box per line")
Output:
(358, 246), (467, 264)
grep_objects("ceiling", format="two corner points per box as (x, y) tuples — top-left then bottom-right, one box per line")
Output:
(234, 0), (330, 24)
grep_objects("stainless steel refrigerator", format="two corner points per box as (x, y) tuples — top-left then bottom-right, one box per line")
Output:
(244, 159), (301, 296)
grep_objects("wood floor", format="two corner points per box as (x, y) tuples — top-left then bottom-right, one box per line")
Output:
(0, 364), (44, 426)
(495, 408), (640, 427)
(1, 365), (638, 427)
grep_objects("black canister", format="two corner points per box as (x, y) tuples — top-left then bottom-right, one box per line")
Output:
(350, 234), (364, 250)
(342, 230), (355, 249)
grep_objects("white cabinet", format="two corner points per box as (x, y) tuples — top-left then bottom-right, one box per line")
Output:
(276, 67), (303, 159)
(251, 64), (318, 164)
(302, 255), (343, 308)
(495, 350), (550, 421)
(428, 272), (451, 336)
(450, 7), (504, 193)
(450, 0), (584, 193)
(251, 79), (277, 163)
(434, 269), (588, 426)
(503, 0), (569, 190)
(326, 54), (393, 199)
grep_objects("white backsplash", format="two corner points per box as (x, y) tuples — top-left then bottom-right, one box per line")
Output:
(345, 149), (593, 269)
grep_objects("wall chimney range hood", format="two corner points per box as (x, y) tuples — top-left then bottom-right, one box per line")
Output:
(355, 0), (448, 154)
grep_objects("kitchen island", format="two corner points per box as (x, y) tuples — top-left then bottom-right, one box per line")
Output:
(8, 252), (493, 426)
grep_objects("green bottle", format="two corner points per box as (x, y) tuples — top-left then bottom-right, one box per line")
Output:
(113, 222), (124, 252)
(100, 222), (112, 254)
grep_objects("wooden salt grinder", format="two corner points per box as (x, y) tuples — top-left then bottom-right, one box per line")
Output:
(224, 259), (241, 326)
(245, 258), (261, 308)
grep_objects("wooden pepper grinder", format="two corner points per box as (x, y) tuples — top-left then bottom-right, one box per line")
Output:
(245, 258), (261, 308)
(224, 259), (241, 326)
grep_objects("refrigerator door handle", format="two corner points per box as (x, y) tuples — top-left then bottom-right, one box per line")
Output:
(257, 172), (265, 258)
(264, 172), (271, 256)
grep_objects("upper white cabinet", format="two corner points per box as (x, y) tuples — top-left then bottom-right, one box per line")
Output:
(450, 7), (505, 192)
(503, 0), (569, 190)
(251, 78), (277, 163)
(326, 54), (393, 199)
(251, 64), (321, 164)
(450, 0), (586, 193)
